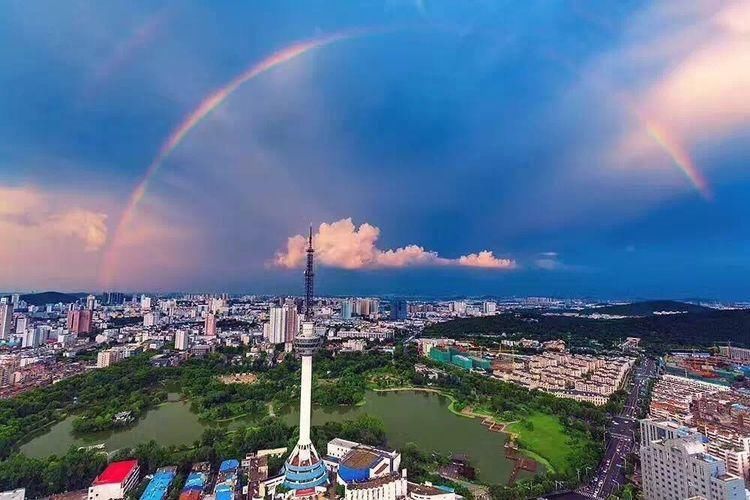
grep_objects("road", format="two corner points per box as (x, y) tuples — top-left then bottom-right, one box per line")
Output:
(578, 358), (657, 498)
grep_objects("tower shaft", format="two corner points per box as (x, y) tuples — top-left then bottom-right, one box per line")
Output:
(298, 354), (313, 449)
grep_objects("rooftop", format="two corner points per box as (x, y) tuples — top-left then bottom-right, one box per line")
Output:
(408, 483), (446, 496)
(329, 438), (359, 449)
(93, 460), (139, 485)
(348, 473), (401, 490)
(140, 468), (176, 500)
(0, 489), (25, 500)
(341, 449), (381, 470)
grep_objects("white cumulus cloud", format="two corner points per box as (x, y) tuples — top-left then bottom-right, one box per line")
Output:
(274, 218), (515, 270)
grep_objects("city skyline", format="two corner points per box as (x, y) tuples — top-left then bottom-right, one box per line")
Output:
(2, 1), (749, 298)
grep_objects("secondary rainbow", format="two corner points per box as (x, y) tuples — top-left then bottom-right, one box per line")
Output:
(100, 30), (369, 287)
(84, 7), (172, 101)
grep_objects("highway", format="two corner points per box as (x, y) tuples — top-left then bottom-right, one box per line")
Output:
(579, 358), (657, 499)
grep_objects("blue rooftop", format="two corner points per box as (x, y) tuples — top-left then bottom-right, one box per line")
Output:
(140, 469), (177, 500)
(219, 459), (240, 473)
(182, 472), (207, 492)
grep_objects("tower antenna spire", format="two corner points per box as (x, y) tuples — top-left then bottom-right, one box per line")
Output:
(304, 224), (315, 321)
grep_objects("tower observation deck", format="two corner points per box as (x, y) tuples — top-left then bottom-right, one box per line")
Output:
(282, 226), (328, 495)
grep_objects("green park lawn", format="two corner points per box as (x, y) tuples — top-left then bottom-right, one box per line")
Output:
(506, 412), (574, 474)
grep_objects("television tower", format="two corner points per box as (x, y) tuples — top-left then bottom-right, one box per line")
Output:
(282, 226), (328, 494)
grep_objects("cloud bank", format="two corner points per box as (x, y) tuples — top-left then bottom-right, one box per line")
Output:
(274, 218), (515, 270)
(0, 186), (108, 252)
(0, 185), (109, 289)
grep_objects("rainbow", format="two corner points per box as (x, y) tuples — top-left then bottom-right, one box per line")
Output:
(640, 116), (712, 200)
(541, 50), (711, 200)
(84, 7), (172, 101)
(99, 29), (375, 287)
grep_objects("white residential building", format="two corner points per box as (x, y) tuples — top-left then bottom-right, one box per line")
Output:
(14, 317), (27, 334)
(0, 304), (13, 341)
(21, 329), (41, 349)
(174, 330), (189, 351)
(97, 347), (127, 368)
(482, 301), (497, 314)
(640, 420), (746, 500)
(143, 311), (160, 327)
(266, 306), (286, 344)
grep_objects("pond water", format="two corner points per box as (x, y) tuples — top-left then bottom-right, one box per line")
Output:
(20, 397), (206, 458)
(21, 390), (521, 484)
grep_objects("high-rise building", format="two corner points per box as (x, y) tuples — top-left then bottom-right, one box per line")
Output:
(0, 304), (13, 340)
(22, 329), (42, 349)
(143, 311), (160, 327)
(204, 313), (217, 337)
(284, 303), (299, 343)
(341, 299), (353, 320)
(97, 348), (126, 368)
(209, 297), (225, 314)
(15, 316), (27, 334)
(160, 299), (176, 317)
(86, 294), (97, 310)
(58, 332), (74, 347)
(0, 356), (19, 386)
(104, 292), (125, 305)
(282, 228), (328, 493)
(482, 301), (497, 314)
(174, 331), (189, 351)
(354, 298), (379, 318)
(67, 309), (93, 335)
(140, 295), (152, 311)
(452, 301), (467, 315)
(267, 306), (286, 344)
(390, 299), (408, 321)
(10, 294), (20, 309)
(640, 419), (746, 500)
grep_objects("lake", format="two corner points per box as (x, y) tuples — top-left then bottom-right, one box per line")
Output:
(282, 390), (517, 484)
(20, 397), (206, 458)
(20, 390), (520, 484)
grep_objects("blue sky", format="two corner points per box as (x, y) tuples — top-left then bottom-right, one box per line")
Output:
(1, 0), (748, 298)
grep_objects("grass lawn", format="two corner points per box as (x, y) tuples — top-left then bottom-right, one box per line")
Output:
(506, 412), (573, 474)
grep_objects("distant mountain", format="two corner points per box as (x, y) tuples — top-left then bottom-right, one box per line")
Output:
(582, 300), (713, 316)
(19, 291), (82, 306)
(425, 307), (749, 353)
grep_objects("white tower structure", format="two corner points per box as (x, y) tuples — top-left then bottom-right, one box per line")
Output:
(282, 228), (328, 494)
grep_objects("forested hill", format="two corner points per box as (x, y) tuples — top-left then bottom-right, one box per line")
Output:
(424, 307), (750, 353)
(581, 300), (713, 316)
(19, 291), (81, 306)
